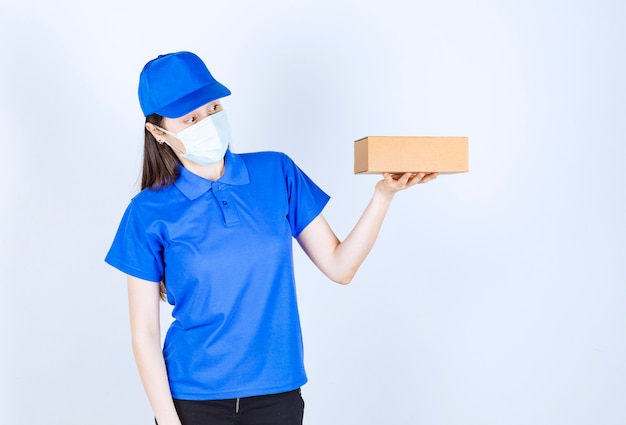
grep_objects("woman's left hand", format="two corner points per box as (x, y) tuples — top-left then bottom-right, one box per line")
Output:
(376, 172), (439, 195)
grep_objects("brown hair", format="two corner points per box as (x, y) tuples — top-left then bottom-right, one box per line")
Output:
(141, 114), (180, 301)
(142, 114), (181, 190)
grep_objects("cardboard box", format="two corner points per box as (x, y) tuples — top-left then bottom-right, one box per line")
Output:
(354, 136), (469, 174)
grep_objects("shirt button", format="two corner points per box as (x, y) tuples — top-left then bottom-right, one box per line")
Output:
(222, 200), (228, 205)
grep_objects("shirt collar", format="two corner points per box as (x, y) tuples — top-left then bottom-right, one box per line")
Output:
(174, 149), (250, 200)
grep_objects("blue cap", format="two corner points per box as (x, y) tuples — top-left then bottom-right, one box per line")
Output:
(138, 51), (231, 118)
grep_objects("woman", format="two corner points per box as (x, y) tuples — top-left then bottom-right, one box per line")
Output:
(105, 51), (437, 425)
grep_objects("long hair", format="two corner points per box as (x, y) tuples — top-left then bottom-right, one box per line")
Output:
(142, 114), (180, 301)
(142, 114), (181, 190)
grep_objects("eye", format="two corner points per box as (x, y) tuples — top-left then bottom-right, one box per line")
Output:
(184, 116), (196, 124)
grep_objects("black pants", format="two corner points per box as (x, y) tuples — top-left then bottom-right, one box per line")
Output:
(158, 388), (304, 425)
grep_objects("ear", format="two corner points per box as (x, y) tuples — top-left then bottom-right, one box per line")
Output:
(145, 122), (166, 143)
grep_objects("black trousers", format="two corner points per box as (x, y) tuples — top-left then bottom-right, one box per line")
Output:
(158, 388), (304, 425)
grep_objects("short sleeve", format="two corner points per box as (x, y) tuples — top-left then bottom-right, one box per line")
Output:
(104, 201), (164, 282)
(282, 154), (330, 238)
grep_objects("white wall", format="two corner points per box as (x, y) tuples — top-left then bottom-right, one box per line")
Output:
(1, 0), (624, 424)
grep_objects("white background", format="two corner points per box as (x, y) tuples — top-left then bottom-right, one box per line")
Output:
(1, 0), (624, 424)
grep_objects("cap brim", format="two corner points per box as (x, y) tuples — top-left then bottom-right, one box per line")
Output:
(156, 81), (231, 118)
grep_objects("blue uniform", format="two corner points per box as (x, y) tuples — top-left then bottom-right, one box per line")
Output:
(105, 150), (329, 400)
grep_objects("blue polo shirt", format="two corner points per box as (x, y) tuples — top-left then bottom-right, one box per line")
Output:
(105, 150), (330, 400)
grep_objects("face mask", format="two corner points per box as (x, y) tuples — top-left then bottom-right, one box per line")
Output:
(157, 110), (231, 165)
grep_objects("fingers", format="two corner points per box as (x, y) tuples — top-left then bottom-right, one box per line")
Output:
(416, 172), (438, 184)
(397, 172), (415, 185)
(381, 172), (439, 192)
(383, 172), (439, 187)
(389, 172), (421, 182)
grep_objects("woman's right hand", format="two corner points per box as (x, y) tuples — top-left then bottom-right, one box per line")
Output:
(127, 276), (183, 425)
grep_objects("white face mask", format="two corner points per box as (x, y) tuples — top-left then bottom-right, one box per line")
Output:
(157, 110), (231, 165)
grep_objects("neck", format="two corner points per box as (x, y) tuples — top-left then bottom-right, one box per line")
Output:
(180, 157), (225, 182)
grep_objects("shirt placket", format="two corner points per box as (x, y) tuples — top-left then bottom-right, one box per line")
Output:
(212, 184), (241, 226)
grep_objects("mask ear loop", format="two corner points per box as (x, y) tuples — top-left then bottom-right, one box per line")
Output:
(154, 125), (174, 137)
(154, 126), (185, 155)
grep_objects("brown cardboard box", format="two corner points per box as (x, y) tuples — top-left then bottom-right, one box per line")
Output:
(354, 136), (469, 174)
